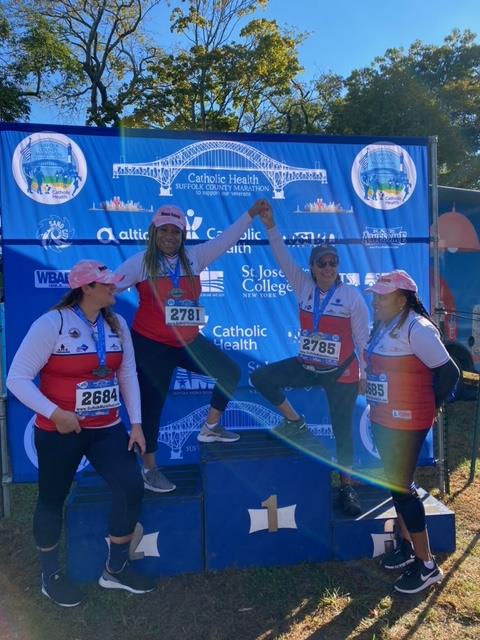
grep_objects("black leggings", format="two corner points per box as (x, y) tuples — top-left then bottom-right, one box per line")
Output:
(250, 357), (358, 468)
(34, 423), (144, 549)
(370, 422), (429, 493)
(371, 422), (430, 533)
(132, 330), (241, 453)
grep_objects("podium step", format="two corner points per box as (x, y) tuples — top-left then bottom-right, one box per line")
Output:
(201, 430), (333, 571)
(65, 465), (204, 583)
(64, 434), (456, 581)
(332, 484), (455, 561)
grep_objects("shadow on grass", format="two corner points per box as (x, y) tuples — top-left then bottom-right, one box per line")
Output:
(398, 530), (480, 640)
(0, 401), (478, 640)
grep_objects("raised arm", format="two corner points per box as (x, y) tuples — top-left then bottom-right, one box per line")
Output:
(192, 199), (266, 270)
(258, 201), (310, 293)
(115, 252), (146, 290)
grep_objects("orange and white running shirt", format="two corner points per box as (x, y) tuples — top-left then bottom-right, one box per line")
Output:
(116, 212), (253, 347)
(267, 226), (370, 384)
(6, 309), (141, 432)
(366, 311), (450, 430)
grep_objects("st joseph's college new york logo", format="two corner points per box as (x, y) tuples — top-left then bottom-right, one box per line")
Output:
(351, 143), (416, 210)
(12, 132), (87, 205)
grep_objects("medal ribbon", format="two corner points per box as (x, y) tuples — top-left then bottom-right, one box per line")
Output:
(312, 284), (338, 331)
(162, 256), (181, 291)
(72, 305), (109, 373)
(365, 312), (403, 369)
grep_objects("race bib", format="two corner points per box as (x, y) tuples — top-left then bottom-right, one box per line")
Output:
(366, 374), (388, 404)
(299, 332), (341, 366)
(75, 378), (121, 416)
(165, 301), (205, 326)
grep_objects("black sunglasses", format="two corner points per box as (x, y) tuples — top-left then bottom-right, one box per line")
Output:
(315, 259), (338, 268)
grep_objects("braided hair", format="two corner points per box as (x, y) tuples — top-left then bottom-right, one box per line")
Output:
(143, 222), (195, 286)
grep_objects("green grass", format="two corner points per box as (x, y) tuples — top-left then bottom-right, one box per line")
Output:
(0, 400), (479, 640)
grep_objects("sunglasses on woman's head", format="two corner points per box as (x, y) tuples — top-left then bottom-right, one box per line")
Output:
(315, 259), (338, 268)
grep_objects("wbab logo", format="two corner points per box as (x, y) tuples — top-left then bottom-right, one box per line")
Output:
(351, 143), (416, 210)
(34, 269), (70, 288)
(12, 132), (87, 205)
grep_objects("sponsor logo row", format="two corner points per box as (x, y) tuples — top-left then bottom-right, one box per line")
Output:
(35, 215), (409, 252)
(34, 267), (389, 294)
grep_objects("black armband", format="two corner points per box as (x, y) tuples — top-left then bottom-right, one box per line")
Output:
(432, 358), (460, 407)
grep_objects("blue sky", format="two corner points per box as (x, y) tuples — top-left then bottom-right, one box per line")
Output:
(262, 0), (480, 78)
(28, 0), (480, 125)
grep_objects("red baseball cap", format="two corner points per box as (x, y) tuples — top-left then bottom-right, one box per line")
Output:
(68, 260), (124, 289)
(152, 205), (186, 230)
(366, 270), (418, 295)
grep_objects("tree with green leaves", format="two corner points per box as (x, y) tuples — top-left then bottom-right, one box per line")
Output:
(128, 0), (303, 131)
(328, 30), (480, 188)
(11, 0), (163, 126)
(0, 6), (31, 121)
(258, 74), (344, 134)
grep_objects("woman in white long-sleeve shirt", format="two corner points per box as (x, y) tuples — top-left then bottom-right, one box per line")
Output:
(252, 203), (370, 516)
(115, 201), (264, 493)
(7, 260), (154, 607)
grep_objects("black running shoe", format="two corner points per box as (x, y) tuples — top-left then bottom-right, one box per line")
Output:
(337, 485), (362, 516)
(98, 563), (155, 594)
(273, 416), (307, 439)
(41, 572), (85, 607)
(380, 539), (415, 570)
(394, 557), (443, 594)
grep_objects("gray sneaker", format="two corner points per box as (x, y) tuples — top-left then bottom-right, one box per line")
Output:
(197, 423), (240, 443)
(142, 467), (176, 493)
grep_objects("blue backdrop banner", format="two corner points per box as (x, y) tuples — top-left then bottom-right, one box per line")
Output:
(0, 123), (432, 482)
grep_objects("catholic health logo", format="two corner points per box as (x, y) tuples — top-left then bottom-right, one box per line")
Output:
(351, 143), (416, 210)
(12, 132), (87, 205)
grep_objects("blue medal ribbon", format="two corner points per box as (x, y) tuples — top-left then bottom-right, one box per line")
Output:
(312, 284), (337, 331)
(365, 312), (403, 370)
(73, 305), (111, 377)
(161, 256), (182, 292)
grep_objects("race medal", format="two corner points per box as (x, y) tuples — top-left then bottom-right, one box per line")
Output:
(299, 331), (341, 366)
(169, 287), (185, 299)
(366, 374), (388, 404)
(72, 306), (112, 381)
(92, 365), (113, 378)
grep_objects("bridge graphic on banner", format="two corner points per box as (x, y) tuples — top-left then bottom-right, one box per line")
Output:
(159, 400), (333, 459)
(112, 140), (327, 199)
